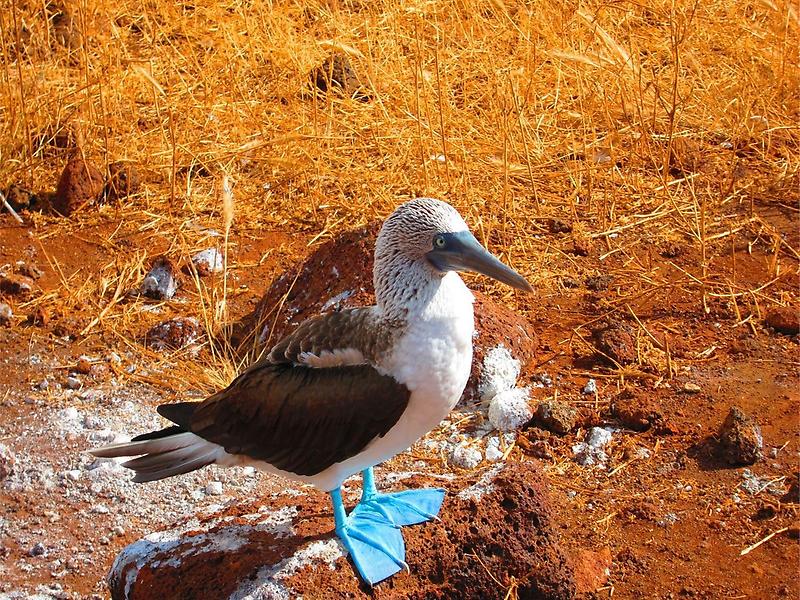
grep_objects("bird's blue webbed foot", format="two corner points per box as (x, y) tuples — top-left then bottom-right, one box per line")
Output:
(330, 489), (408, 586)
(359, 467), (445, 527)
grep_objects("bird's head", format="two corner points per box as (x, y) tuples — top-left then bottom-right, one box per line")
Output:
(375, 198), (532, 292)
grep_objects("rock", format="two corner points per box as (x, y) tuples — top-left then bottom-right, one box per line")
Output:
(0, 273), (35, 298)
(478, 345), (521, 401)
(3, 183), (41, 212)
(232, 223), (537, 402)
(484, 437), (505, 462)
(109, 463), (577, 600)
(311, 53), (370, 101)
(140, 257), (179, 300)
(582, 379), (597, 395)
(102, 161), (141, 201)
(718, 407), (763, 465)
(448, 443), (482, 469)
(53, 157), (104, 216)
(585, 275), (613, 291)
(781, 474), (799, 504)
(764, 307), (799, 335)
(591, 322), (637, 365)
(611, 390), (667, 432)
(682, 382), (701, 394)
(488, 388), (533, 432)
(191, 248), (224, 276)
(0, 443), (15, 480)
(145, 317), (201, 351)
(15, 261), (44, 280)
(29, 542), (46, 557)
(0, 302), (12, 326)
(64, 376), (81, 390)
(76, 356), (92, 374)
(26, 305), (50, 327)
(52, 8), (81, 49)
(536, 400), (578, 435)
(548, 218), (572, 234)
(205, 481), (224, 496)
(573, 427), (613, 466)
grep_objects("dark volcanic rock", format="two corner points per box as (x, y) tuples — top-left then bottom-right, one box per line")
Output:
(231, 223), (537, 401)
(764, 307), (799, 335)
(311, 53), (371, 101)
(108, 463), (576, 600)
(3, 184), (42, 212)
(591, 322), (637, 365)
(0, 274), (35, 298)
(103, 161), (141, 201)
(53, 157), (105, 216)
(718, 407), (763, 465)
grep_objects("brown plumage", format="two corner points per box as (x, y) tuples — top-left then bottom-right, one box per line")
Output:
(158, 362), (410, 476)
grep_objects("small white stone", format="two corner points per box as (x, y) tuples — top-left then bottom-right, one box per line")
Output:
(91, 504), (110, 514)
(582, 379), (597, 395)
(448, 444), (482, 469)
(192, 248), (224, 274)
(242, 466), (256, 477)
(485, 437), (504, 462)
(487, 387), (532, 432)
(205, 481), (223, 496)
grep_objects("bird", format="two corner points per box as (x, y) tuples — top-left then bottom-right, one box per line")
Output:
(90, 197), (532, 585)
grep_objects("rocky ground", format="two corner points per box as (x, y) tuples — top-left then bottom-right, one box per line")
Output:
(0, 209), (798, 599)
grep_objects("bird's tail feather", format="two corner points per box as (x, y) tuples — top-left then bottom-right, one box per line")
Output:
(89, 429), (223, 483)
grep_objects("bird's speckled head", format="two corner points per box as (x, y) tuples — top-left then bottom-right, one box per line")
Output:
(375, 198), (469, 263)
(373, 198), (531, 319)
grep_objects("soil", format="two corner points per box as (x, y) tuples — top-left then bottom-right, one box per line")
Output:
(0, 199), (798, 599)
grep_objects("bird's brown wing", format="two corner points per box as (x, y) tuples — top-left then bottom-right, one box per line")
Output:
(159, 362), (410, 477)
(266, 307), (399, 367)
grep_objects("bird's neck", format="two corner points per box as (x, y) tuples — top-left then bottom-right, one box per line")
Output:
(374, 257), (472, 322)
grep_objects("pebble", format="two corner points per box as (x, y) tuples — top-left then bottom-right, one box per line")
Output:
(75, 356), (92, 374)
(53, 156), (105, 216)
(485, 437), (504, 462)
(91, 504), (110, 514)
(478, 345), (521, 401)
(205, 481), (223, 496)
(582, 379), (597, 395)
(573, 427), (614, 466)
(192, 248), (224, 276)
(29, 542), (46, 557)
(682, 382), (701, 394)
(37, 379), (50, 391)
(112, 526), (125, 536)
(145, 316), (201, 351)
(0, 443), (15, 480)
(64, 376), (81, 390)
(488, 387), (533, 432)
(0, 302), (12, 325)
(718, 407), (763, 465)
(0, 273), (34, 298)
(535, 399), (578, 435)
(448, 444), (483, 469)
(140, 257), (179, 300)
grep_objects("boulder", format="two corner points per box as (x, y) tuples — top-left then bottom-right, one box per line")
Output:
(109, 463), (579, 599)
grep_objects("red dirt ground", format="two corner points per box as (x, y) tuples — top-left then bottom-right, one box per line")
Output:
(0, 198), (798, 599)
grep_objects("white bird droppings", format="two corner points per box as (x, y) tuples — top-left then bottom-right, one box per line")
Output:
(488, 388), (532, 432)
(478, 345), (520, 401)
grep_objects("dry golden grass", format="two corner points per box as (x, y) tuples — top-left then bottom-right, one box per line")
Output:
(1, 0), (798, 391)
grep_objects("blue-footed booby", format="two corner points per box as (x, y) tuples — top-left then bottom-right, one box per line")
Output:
(91, 198), (532, 585)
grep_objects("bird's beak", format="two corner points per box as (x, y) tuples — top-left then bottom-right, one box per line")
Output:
(426, 231), (533, 292)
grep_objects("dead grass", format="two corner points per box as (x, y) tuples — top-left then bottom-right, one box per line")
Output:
(0, 0), (798, 387)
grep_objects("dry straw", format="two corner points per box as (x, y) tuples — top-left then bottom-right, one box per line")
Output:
(0, 0), (797, 391)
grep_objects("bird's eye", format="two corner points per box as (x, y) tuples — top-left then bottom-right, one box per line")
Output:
(433, 235), (446, 249)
